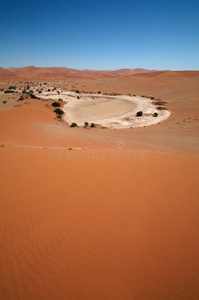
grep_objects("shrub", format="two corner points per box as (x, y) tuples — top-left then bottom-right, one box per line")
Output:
(47, 89), (51, 92)
(29, 90), (34, 93)
(9, 86), (16, 90)
(156, 106), (167, 110)
(98, 91), (101, 94)
(153, 112), (158, 117)
(30, 94), (38, 99)
(26, 85), (30, 90)
(136, 111), (143, 117)
(90, 122), (96, 127)
(56, 115), (62, 120)
(38, 91), (42, 93)
(84, 122), (89, 127)
(3, 100), (7, 104)
(4, 90), (15, 93)
(77, 96), (80, 99)
(76, 90), (80, 93)
(153, 101), (167, 106)
(52, 102), (61, 107)
(18, 96), (24, 101)
(70, 122), (78, 127)
(54, 108), (64, 115)
(58, 98), (63, 101)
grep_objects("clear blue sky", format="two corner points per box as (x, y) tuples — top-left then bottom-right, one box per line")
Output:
(0, 0), (199, 70)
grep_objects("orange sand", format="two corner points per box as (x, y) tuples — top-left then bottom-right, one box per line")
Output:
(0, 69), (199, 299)
(0, 148), (199, 299)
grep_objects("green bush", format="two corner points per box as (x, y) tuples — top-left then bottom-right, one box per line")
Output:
(153, 112), (158, 117)
(52, 102), (61, 107)
(9, 86), (16, 90)
(30, 94), (38, 99)
(3, 100), (7, 104)
(90, 122), (96, 127)
(70, 122), (78, 127)
(153, 101), (167, 106)
(18, 96), (24, 101)
(84, 122), (89, 127)
(4, 90), (15, 93)
(54, 108), (64, 115)
(136, 111), (143, 117)
(156, 107), (167, 110)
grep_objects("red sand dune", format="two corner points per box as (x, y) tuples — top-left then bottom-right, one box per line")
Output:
(0, 66), (158, 81)
(0, 149), (199, 299)
(0, 67), (23, 81)
(0, 69), (199, 299)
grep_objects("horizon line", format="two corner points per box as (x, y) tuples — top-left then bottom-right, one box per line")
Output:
(1, 65), (199, 72)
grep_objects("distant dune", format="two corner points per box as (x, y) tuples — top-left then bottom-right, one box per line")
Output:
(0, 66), (159, 81)
(0, 65), (198, 82)
(0, 67), (23, 80)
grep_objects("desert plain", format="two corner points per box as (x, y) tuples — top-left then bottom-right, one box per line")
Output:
(0, 66), (199, 299)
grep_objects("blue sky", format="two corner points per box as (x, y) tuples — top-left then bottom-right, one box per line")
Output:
(0, 0), (199, 70)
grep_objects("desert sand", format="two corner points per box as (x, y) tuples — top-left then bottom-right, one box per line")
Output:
(0, 67), (199, 299)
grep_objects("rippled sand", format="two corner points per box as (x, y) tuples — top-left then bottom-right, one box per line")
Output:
(0, 149), (199, 299)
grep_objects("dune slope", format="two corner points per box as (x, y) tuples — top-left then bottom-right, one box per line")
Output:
(0, 148), (199, 299)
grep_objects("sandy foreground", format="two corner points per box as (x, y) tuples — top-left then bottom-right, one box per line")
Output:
(0, 71), (199, 299)
(0, 148), (199, 300)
